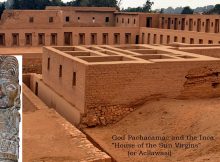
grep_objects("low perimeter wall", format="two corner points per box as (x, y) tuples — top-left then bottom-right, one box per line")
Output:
(82, 60), (220, 127)
(24, 58), (220, 128)
(27, 74), (81, 125)
(22, 83), (112, 162)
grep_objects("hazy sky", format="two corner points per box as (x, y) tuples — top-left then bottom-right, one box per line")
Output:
(119, 0), (220, 9)
(0, 0), (219, 9)
(62, 0), (220, 9)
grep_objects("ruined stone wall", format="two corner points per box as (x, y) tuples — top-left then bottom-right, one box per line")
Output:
(42, 47), (87, 113)
(0, 10), (62, 29)
(23, 57), (42, 74)
(81, 94), (161, 127)
(82, 61), (220, 126)
(179, 48), (220, 58)
(23, 74), (31, 88)
(40, 44), (220, 127)
(180, 66), (220, 98)
(30, 74), (81, 125)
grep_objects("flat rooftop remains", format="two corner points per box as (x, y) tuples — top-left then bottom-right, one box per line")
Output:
(44, 44), (220, 65)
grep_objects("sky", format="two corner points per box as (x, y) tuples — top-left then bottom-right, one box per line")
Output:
(119, 0), (220, 9)
(0, 0), (219, 9)
(62, 0), (220, 9)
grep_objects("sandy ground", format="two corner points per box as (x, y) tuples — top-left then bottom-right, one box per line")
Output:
(23, 106), (88, 162)
(84, 98), (220, 162)
(23, 90), (109, 162)
(0, 47), (42, 54)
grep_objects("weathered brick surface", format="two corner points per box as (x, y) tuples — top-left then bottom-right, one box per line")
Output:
(41, 45), (220, 127)
(1, 7), (220, 47)
(23, 58), (42, 74)
(82, 105), (134, 127)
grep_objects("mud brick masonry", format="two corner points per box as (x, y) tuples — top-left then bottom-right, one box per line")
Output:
(22, 44), (220, 127)
(2, 6), (220, 76)
(0, 6), (220, 47)
(6, 6), (218, 161)
(1, 6), (218, 127)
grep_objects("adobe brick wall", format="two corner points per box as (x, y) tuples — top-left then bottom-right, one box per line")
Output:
(178, 48), (220, 58)
(40, 45), (220, 127)
(140, 27), (220, 44)
(81, 61), (220, 126)
(28, 74), (81, 125)
(85, 61), (220, 105)
(158, 14), (220, 33)
(139, 13), (160, 28)
(0, 27), (139, 47)
(0, 8), (219, 48)
(42, 47), (87, 113)
(0, 52), (42, 74)
(115, 13), (139, 27)
(62, 27), (139, 45)
(0, 10), (62, 29)
(47, 6), (116, 27)
(23, 57), (42, 74)
(0, 29), (63, 46)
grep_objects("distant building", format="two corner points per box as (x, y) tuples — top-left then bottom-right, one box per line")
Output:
(0, 6), (219, 47)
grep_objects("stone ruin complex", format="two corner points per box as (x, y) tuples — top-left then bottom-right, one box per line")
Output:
(0, 6), (220, 48)
(0, 6), (219, 162)
(23, 44), (220, 128)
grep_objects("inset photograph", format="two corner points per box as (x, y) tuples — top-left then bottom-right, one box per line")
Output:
(0, 0), (219, 161)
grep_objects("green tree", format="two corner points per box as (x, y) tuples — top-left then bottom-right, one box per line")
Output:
(123, 7), (143, 12)
(66, 0), (81, 6)
(160, 8), (164, 13)
(123, 0), (154, 12)
(67, 0), (118, 7)
(8, 0), (65, 10)
(0, 2), (5, 17)
(12, 0), (20, 9)
(50, 0), (64, 6)
(181, 6), (194, 14)
(207, 4), (220, 14)
(143, 0), (154, 12)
